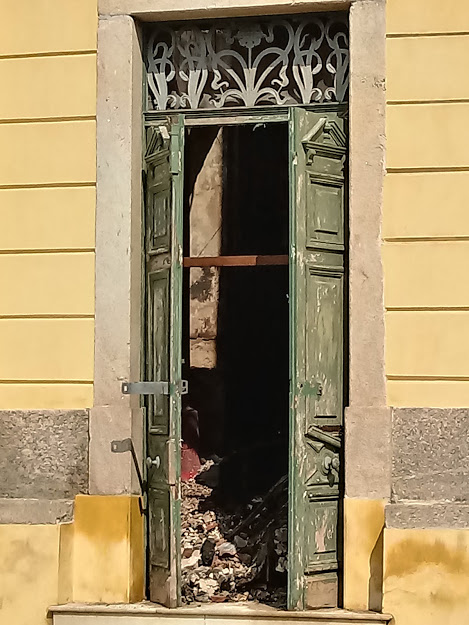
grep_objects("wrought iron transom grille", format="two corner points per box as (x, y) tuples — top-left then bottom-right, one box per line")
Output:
(145, 14), (349, 111)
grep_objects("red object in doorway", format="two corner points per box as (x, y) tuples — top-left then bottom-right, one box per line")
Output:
(181, 405), (201, 481)
(181, 443), (201, 481)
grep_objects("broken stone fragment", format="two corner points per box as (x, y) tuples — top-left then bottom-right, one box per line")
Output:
(197, 593), (211, 603)
(182, 542), (194, 558)
(197, 577), (219, 596)
(203, 510), (216, 523)
(218, 541), (237, 557)
(275, 556), (287, 573)
(233, 535), (248, 550)
(210, 593), (228, 603)
(201, 538), (216, 566)
(274, 527), (288, 543)
(181, 549), (201, 570)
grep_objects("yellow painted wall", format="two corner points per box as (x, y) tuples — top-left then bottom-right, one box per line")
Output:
(383, 528), (469, 625)
(0, 496), (144, 625)
(343, 499), (385, 612)
(0, 0), (97, 409)
(384, 1), (469, 407)
(72, 495), (145, 604)
(0, 524), (62, 625)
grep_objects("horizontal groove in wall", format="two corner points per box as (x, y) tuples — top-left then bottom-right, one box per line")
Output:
(387, 375), (469, 382)
(0, 182), (95, 190)
(387, 167), (469, 174)
(0, 314), (95, 320)
(386, 307), (469, 312)
(387, 32), (469, 39)
(0, 50), (97, 60)
(0, 379), (93, 385)
(0, 115), (96, 125)
(387, 99), (469, 106)
(384, 236), (469, 242)
(0, 248), (95, 255)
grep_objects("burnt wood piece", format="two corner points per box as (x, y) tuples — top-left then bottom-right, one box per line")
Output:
(183, 255), (288, 268)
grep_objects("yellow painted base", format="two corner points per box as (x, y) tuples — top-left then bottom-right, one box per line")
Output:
(73, 494), (145, 603)
(0, 524), (62, 625)
(343, 498), (385, 612)
(383, 528), (469, 625)
(0, 496), (144, 625)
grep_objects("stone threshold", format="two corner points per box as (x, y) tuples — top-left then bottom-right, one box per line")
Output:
(49, 602), (392, 624)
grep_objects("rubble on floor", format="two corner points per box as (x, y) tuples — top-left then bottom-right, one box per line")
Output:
(181, 460), (287, 607)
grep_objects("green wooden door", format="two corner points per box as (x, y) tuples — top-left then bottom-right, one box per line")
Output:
(288, 107), (346, 610)
(144, 116), (184, 607)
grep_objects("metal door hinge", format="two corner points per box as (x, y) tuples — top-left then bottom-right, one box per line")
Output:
(121, 380), (188, 395)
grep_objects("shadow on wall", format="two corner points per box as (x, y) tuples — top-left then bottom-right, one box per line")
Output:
(369, 528), (384, 612)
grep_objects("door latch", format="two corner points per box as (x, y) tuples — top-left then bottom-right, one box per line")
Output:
(146, 456), (161, 469)
(121, 380), (188, 395)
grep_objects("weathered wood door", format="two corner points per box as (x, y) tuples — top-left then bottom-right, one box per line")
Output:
(288, 108), (346, 610)
(144, 117), (184, 607)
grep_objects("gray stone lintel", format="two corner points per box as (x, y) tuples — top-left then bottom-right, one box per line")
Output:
(0, 498), (74, 525)
(99, 0), (352, 19)
(386, 503), (469, 530)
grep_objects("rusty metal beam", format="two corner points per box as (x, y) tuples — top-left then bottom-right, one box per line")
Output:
(183, 255), (289, 268)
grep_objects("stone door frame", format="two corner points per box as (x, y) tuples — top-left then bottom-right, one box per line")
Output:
(91, 0), (389, 599)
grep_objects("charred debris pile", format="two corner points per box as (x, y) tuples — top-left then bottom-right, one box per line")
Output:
(180, 452), (288, 607)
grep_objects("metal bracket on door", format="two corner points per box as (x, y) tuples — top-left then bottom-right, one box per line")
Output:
(121, 380), (188, 395)
(110, 438), (146, 514)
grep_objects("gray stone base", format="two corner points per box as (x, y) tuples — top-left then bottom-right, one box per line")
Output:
(386, 503), (469, 530)
(0, 409), (89, 502)
(387, 408), (469, 530)
(392, 408), (469, 504)
(0, 498), (74, 524)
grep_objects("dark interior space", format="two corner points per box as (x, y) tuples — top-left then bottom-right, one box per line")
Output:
(220, 124), (289, 256)
(217, 265), (289, 499)
(182, 122), (289, 469)
(180, 122), (290, 605)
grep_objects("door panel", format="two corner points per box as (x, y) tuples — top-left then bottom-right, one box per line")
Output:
(148, 270), (170, 435)
(145, 117), (184, 607)
(288, 107), (346, 610)
(306, 268), (343, 426)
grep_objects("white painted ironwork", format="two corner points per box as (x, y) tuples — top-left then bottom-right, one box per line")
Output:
(146, 15), (349, 110)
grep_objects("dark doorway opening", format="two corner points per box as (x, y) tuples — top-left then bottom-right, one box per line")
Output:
(180, 123), (289, 606)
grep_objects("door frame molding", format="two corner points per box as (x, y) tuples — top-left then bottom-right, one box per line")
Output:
(91, 0), (390, 605)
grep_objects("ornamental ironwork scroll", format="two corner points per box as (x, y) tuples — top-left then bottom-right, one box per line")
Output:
(145, 14), (349, 111)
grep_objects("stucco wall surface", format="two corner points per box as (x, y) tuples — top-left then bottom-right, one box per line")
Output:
(0, 523), (64, 625)
(383, 528), (469, 625)
(0, 3), (98, 623)
(384, 0), (469, 407)
(0, 0), (97, 410)
(0, 495), (144, 625)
